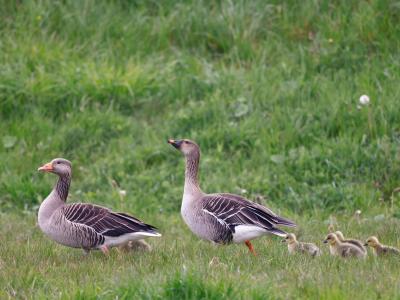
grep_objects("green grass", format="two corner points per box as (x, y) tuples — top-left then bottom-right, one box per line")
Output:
(1, 0), (400, 298)
(1, 213), (400, 299)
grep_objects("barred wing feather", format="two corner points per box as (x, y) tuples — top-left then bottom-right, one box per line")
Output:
(202, 193), (295, 232)
(61, 203), (159, 237)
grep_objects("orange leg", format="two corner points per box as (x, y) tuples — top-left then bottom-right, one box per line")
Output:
(245, 240), (257, 256)
(100, 245), (110, 255)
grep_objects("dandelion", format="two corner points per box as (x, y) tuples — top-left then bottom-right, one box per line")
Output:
(328, 38), (334, 44)
(359, 95), (370, 106)
(359, 94), (374, 137)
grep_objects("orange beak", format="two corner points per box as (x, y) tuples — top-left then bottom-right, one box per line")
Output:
(38, 162), (53, 172)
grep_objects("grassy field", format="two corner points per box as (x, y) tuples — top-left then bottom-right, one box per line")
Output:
(1, 0), (400, 299)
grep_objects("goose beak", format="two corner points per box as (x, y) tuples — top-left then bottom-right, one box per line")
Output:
(38, 162), (53, 172)
(281, 239), (287, 243)
(364, 243), (368, 247)
(168, 139), (183, 149)
(323, 240), (328, 244)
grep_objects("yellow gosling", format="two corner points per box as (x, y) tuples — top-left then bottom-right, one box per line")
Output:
(364, 236), (400, 257)
(283, 233), (321, 257)
(335, 231), (366, 253)
(324, 233), (366, 259)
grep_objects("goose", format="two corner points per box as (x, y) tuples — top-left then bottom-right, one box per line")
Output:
(168, 139), (296, 255)
(364, 236), (400, 257)
(335, 231), (366, 253)
(37, 158), (161, 254)
(324, 233), (366, 259)
(282, 233), (321, 257)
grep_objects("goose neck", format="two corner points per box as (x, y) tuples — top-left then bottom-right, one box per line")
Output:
(55, 173), (71, 202)
(184, 151), (201, 195)
(38, 173), (71, 227)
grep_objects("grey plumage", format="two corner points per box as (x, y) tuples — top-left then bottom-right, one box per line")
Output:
(37, 158), (160, 253)
(168, 139), (295, 252)
(201, 193), (295, 243)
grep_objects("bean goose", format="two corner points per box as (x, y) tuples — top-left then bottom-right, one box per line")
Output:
(335, 231), (366, 253)
(37, 158), (161, 254)
(168, 139), (296, 255)
(282, 233), (321, 257)
(324, 233), (366, 259)
(364, 236), (400, 257)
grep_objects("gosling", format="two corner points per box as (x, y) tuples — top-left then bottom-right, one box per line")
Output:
(335, 231), (366, 253)
(364, 236), (400, 257)
(283, 233), (321, 257)
(324, 233), (366, 259)
(118, 240), (152, 253)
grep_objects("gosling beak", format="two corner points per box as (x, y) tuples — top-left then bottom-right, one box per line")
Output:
(323, 240), (328, 244)
(281, 239), (286, 243)
(364, 243), (368, 247)
(168, 139), (183, 149)
(38, 162), (53, 172)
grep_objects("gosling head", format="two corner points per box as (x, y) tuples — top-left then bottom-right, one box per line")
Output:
(365, 236), (380, 248)
(38, 158), (72, 177)
(282, 233), (297, 244)
(168, 139), (199, 156)
(323, 233), (338, 245)
(335, 231), (345, 242)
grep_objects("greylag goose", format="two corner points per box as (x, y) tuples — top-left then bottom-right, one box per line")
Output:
(364, 236), (400, 257)
(37, 158), (161, 254)
(282, 233), (321, 257)
(168, 139), (296, 255)
(324, 233), (366, 259)
(335, 231), (366, 253)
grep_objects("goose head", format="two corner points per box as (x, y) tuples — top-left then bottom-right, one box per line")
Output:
(323, 233), (338, 245)
(38, 158), (72, 176)
(168, 139), (199, 156)
(365, 236), (380, 248)
(282, 233), (297, 244)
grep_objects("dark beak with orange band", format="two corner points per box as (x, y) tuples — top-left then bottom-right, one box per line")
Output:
(168, 139), (183, 149)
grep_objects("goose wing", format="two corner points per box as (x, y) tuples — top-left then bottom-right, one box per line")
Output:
(202, 193), (295, 234)
(61, 203), (159, 237)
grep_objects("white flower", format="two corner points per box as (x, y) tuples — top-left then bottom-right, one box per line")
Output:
(359, 95), (370, 105)
(119, 190), (127, 197)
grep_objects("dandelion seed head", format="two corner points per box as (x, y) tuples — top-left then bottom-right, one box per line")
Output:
(359, 95), (370, 105)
